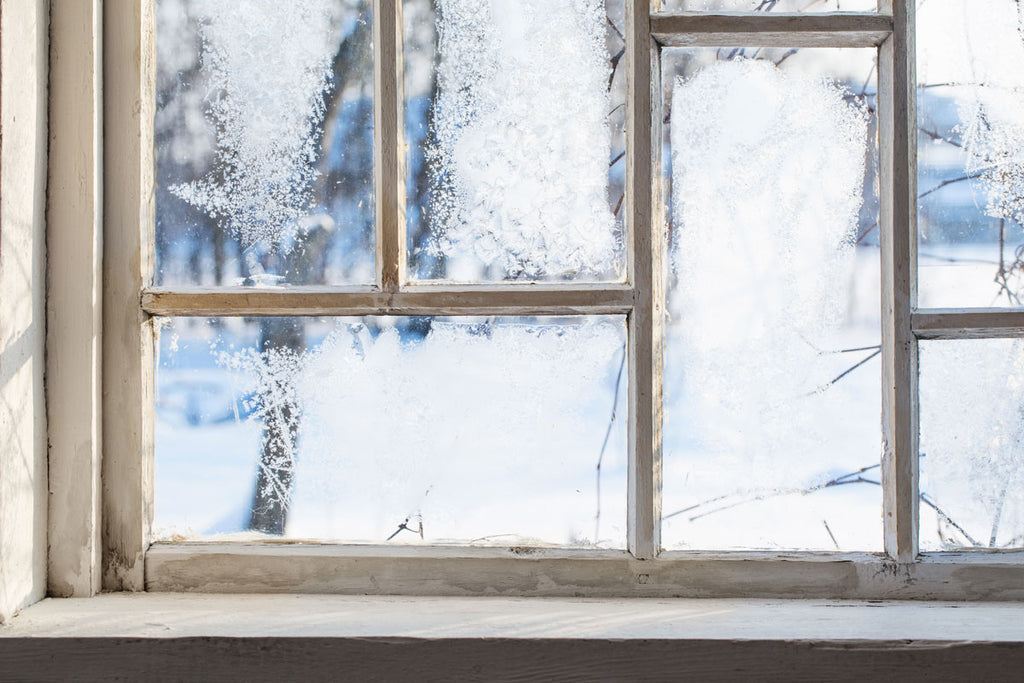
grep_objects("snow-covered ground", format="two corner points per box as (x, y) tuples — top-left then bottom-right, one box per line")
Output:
(154, 316), (630, 547)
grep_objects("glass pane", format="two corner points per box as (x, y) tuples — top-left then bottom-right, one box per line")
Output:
(155, 0), (375, 287)
(404, 0), (627, 282)
(917, 0), (1024, 307)
(154, 316), (628, 547)
(920, 340), (1024, 551)
(660, 0), (876, 11)
(661, 48), (881, 551)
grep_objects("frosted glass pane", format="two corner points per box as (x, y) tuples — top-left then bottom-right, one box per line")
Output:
(155, 0), (375, 287)
(917, 0), (1024, 307)
(154, 316), (628, 547)
(920, 340), (1024, 551)
(660, 0), (876, 11)
(661, 48), (881, 551)
(404, 0), (627, 282)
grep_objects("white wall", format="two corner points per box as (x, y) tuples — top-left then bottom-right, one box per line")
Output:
(0, 0), (49, 624)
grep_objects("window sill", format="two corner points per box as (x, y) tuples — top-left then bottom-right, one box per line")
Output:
(3, 594), (1024, 680)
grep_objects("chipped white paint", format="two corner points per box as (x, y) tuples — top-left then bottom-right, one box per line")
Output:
(878, 0), (919, 562)
(46, 0), (104, 599)
(145, 544), (1024, 601)
(6, 592), (1024, 640)
(102, 0), (156, 592)
(650, 12), (892, 47)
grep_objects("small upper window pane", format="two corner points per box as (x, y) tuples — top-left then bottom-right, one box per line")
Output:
(917, 0), (1024, 307)
(155, 0), (375, 287)
(404, 0), (627, 282)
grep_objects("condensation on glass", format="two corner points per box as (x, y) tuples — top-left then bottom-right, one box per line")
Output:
(153, 315), (629, 547)
(917, 0), (1024, 307)
(659, 0), (876, 11)
(403, 0), (627, 283)
(660, 47), (882, 551)
(155, 0), (375, 286)
(919, 340), (1024, 551)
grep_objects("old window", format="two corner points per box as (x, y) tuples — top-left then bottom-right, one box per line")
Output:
(92, 0), (1024, 596)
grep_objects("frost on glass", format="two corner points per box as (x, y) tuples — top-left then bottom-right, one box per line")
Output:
(917, 0), (1024, 307)
(155, 0), (375, 286)
(154, 316), (628, 547)
(661, 49), (882, 551)
(660, 0), (875, 11)
(920, 340), (1024, 550)
(405, 0), (626, 282)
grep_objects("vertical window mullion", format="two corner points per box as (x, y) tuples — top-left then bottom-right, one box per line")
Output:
(877, 0), (919, 563)
(374, 0), (406, 291)
(627, 0), (663, 559)
(102, 0), (157, 591)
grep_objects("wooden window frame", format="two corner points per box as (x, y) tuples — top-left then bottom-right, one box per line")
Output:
(50, 0), (1021, 599)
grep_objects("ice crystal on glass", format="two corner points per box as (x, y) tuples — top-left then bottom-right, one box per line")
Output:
(427, 0), (619, 278)
(218, 346), (304, 513)
(170, 0), (341, 249)
(920, 340), (1024, 549)
(186, 317), (627, 544)
(669, 58), (868, 467)
(918, 0), (1024, 227)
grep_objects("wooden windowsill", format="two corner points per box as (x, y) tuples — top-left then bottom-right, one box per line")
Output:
(3, 594), (1024, 680)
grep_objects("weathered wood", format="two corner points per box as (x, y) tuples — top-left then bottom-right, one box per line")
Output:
(46, 0), (103, 599)
(913, 308), (1024, 339)
(627, 0), (662, 561)
(10, 592), (1024, 639)
(102, 0), (155, 591)
(652, 12), (892, 48)
(374, 0), (405, 290)
(877, 0), (918, 565)
(0, 0), (49, 623)
(143, 543), (1024, 600)
(5, 636), (1024, 683)
(141, 284), (635, 317)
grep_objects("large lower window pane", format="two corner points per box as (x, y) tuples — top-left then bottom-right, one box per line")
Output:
(154, 316), (628, 547)
(917, 0), (1024, 307)
(660, 47), (881, 551)
(155, 0), (375, 286)
(404, 0), (626, 283)
(920, 339), (1024, 551)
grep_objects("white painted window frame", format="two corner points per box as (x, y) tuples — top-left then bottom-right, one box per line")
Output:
(45, 0), (1020, 599)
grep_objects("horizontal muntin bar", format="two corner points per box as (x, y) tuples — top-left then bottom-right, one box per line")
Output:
(652, 12), (892, 48)
(141, 283), (635, 317)
(145, 543), (1024, 600)
(913, 308), (1024, 339)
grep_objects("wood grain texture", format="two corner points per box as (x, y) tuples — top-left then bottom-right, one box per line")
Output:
(0, 0), (49, 623)
(913, 308), (1024, 339)
(373, 0), (405, 290)
(652, 12), (892, 47)
(144, 544), (1024, 600)
(626, 0), (662, 561)
(11, 592), (1024, 639)
(141, 283), (634, 317)
(102, 0), (156, 592)
(46, 0), (103, 599)
(3, 637), (1024, 683)
(877, 0), (918, 564)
